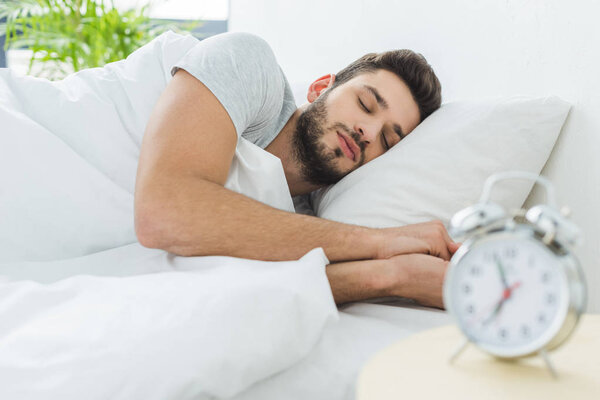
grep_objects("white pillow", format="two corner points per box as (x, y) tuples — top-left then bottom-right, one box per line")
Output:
(311, 96), (571, 229)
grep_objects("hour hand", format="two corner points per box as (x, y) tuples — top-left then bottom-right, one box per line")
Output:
(482, 298), (505, 326)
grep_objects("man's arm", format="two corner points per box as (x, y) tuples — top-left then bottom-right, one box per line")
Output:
(327, 254), (448, 308)
(135, 70), (455, 262)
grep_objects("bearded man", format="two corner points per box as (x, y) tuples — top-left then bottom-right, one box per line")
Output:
(134, 32), (458, 308)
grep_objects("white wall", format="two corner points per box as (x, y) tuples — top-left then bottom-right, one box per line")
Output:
(230, 0), (600, 312)
(113, 0), (228, 19)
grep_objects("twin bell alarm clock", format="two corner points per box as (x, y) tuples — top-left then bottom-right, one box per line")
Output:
(443, 171), (587, 376)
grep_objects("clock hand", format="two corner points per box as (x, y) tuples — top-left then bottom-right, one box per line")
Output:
(477, 262), (512, 326)
(475, 281), (523, 327)
(496, 259), (509, 290)
(482, 298), (505, 326)
(508, 281), (522, 293)
(469, 295), (505, 327)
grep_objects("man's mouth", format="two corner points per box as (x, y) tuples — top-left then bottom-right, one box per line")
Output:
(337, 131), (359, 162)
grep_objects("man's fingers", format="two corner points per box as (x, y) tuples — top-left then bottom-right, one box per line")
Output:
(382, 223), (461, 261)
(427, 220), (455, 261)
(417, 239), (450, 261)
(396, 237), (431, 257)
(391, 236), (451, 261)
(439, 224), (459, 254)
(379, 236), (431, 259)
(449, 242), (462, 255)
(436, 245), (452, 262)
(405, 238), (451, 261)
(388, 253), (448, 309)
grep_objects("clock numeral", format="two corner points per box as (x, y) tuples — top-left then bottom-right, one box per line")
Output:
(462, 283), (472, 295)
(469, 266), (481, 276)
(546, 293), (556, 305)
(498, 328), (509, 340)
(504, 247), (517, 259)
(541, 272), (550, 283)
(466, 304), (475, 314)
(538, 313), (547, 324)
(520, 325), (530, 338)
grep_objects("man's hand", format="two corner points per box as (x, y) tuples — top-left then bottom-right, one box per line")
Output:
(375, 220), (460, 261)
(379, 253), (448, 308)
(327, 253), (449, 309)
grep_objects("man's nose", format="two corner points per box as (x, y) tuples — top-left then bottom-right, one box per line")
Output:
(354, 122), (380, 144)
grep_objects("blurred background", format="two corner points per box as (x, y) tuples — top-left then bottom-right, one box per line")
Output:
(0, 0), (228, 78)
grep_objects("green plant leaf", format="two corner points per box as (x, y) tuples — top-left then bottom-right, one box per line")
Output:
(1, 0), (201, 79)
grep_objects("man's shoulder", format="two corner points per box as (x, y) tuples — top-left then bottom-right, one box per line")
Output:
(203, 32), (274, 57)
(217, 31), (270, 47)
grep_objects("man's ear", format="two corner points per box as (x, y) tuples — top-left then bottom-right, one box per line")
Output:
(307, 74), (336, 103)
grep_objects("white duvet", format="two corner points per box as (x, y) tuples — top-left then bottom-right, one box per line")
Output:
(0, 245), (336, 399)
(0, 32), (450, 399)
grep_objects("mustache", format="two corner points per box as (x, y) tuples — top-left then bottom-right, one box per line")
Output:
(330, 123), (367, 152)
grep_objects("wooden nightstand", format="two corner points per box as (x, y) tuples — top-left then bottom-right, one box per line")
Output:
(357, 314), (599, 400)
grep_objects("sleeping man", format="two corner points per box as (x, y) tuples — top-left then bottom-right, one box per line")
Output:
(134, 32), (459, 308)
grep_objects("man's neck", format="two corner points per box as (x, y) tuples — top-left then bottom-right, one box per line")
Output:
(265, 105), (323, 197)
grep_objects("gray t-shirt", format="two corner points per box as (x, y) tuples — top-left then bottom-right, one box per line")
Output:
(171, 32), (297, 149)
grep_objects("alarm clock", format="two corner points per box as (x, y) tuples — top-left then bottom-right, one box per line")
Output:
(443, 171), (587, 376)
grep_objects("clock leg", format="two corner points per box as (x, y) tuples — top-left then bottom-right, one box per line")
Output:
(449, 338), (470, 364)
(539, 349), (559, 379)
(542, 230), (556, 246)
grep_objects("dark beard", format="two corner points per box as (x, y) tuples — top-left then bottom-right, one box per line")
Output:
(292, 94), (365, 186)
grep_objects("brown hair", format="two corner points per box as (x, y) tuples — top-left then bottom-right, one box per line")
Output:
(332, 50), (442, 121)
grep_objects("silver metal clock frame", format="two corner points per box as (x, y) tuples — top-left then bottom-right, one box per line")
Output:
(444, 171), (587, 378)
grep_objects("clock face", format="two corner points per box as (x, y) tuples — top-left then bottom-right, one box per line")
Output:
(445, 234), (569, 357)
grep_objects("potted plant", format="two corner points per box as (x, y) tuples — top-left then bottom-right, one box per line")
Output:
(0, 0), (198, 79)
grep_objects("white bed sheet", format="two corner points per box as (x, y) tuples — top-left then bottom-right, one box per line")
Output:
(233, 302), (450, 400)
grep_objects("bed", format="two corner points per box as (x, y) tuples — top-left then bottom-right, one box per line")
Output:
(1, 1), (599, 398)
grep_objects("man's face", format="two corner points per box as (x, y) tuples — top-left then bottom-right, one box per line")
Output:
(293, 69), (421, 186)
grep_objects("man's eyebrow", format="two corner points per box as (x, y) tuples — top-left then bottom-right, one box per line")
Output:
(363, 85), (406, 139)
(364, 85), (388, 109)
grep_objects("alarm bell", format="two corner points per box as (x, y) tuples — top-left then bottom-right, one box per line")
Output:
(450, 171), (575, 243)
(449, 202), (506, 238)
(525, 204), (582, 247)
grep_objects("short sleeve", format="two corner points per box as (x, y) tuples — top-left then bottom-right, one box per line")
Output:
(171, 32), (286, 138)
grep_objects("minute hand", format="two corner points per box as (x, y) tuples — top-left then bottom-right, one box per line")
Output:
(496, 259), (509, 289)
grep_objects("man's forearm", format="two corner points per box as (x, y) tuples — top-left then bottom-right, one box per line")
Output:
(327, 255), (447, 308)
(326, 259), (390, 304)
(135, 176), (380, 262)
